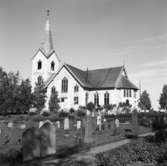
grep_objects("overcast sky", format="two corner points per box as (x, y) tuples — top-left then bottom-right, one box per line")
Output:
(1, 0), (167, 109)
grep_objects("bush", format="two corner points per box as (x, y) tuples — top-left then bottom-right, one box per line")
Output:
(77, 110), (86, 118)
(41, 111), (50, 117)
(86, 102), (95, 111)
(59, 111), (69, 118)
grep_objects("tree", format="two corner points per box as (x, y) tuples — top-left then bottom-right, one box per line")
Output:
(16, 79), (33, 113)
(138, 90), (151, 111)
(159, 85), (167, 110)
(86, 102), (95, 112)
(33, 76), (46, 112)
(49, 87), (60, 112)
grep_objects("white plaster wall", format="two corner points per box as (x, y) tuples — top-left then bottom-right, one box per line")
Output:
(46, 67), (85, 110)
(32, 50), (60, 90)
(44, 66), (139, 111)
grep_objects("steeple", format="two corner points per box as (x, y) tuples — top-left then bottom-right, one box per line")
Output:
(41, 9), (54, 56)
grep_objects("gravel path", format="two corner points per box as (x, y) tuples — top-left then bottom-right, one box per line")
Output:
(88, 132), (154, 154)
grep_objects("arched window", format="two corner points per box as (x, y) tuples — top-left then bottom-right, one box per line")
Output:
(51, 86), (56, 93)
(37, 76), (42, 83)
(104, 92), (109, 105)
(51, 61), (55, 71)
(94, 92), (99, 106)
(37, 60), (42, 70)
(85, 92), (88, 105)
(74, 85), (79, 92)
(61, 77), (68, 93)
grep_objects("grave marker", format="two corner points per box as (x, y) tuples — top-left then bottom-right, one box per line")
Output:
(40, 122), (56, 157)
(22, 127), (40, 161)
(64, 117), (69, 130)
(132, 109), (138, 137)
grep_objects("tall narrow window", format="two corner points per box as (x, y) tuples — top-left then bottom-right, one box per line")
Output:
(74, 97), (79, 105)
(37, 60), (42, 70)
(104, 92), (109, 105)
(51, 61), (55, 71)
(74, 85), (79, 92)
(85, 92), (88, 106)
(61, 77), (68, 93)
(94, 92), (99, 106)
(51, 86), (56, 93)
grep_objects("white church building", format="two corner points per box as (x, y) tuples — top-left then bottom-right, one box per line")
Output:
(31, 11), (139, 111)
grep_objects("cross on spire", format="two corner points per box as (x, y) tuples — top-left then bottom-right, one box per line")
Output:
(47, 9), (50, 17)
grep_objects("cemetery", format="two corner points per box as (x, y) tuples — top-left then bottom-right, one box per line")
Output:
(0, 107), (166, 166)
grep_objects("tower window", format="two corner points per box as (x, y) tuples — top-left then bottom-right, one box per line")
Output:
(74, 85), (79, 92)
(51, 86), (56, 93)
(37, 60), (42, 70)
(94, 92), (99, 106)
(51, 61), (55, 71)
(104, 92), (109, 105)
(61, 77), (68, 93)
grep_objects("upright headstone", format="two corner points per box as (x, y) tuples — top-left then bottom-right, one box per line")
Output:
(84, 116), (94, 143)
(86, 110), (91, 116)
(115, 118), (120, 128)
(40, 122), (56, 157)
(64, 117), (70, 130)
(8, 122), (13, 128)
(56, 121), (60, 128)
(77, 120), (81, 129)
(132, 109), (138, 137)
(97, 114), (102, 131)
(22, 127), (40, 161)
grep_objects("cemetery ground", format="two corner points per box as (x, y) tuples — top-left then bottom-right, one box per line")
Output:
(0, 111), (165, 166)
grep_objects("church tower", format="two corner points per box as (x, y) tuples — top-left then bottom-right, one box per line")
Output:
(31, 10), (61, 90)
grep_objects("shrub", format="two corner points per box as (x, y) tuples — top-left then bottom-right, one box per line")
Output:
(59, 111), (69, 118)
(77, 110), (86, 118)
(86, 102), (95, 111)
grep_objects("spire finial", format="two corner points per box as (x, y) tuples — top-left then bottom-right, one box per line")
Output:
(47, 9), (50, 17)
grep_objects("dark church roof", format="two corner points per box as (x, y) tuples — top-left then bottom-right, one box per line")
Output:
(46, 63), (138, 90)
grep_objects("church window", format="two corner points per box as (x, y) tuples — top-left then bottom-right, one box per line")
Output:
(37, 76), (42, 83)
(124, 89), (132, 98)
(85, 92), (88, 105)
(51, 61), (55, 71)
(61, 77), (68, 93)
(37, 60), (42, 70)
(74, 85), (79, 92)
(94, 92), (99, 106)
(74, 97), (79, 105)
(104, 92), (109, 105)
(51, 86), (56, 93)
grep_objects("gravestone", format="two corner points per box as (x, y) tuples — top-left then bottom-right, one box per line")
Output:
(77, 120), (81, 129)
(132, 109), (138, 137)
(22, 127), (40, 161)
(64, 117), (70, 130)
(97, 115), (102, 131)
(20, 124), (26, 129)
(84, 116), (94, 143)
(8, 122), (13, 128)
(40, 122), (56, 157)
(56, 121), (60, 128)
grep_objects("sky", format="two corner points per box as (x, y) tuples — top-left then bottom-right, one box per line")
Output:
(1, 0), (167, 109)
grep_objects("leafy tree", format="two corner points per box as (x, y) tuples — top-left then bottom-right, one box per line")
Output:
(16, 79), (33, 113)
(86, 102), (95, 111)
(138, 90), (151, 111)
(49, 87), (60, 112)
(33, 76), (46, 112)
(159, 85), (167, 110)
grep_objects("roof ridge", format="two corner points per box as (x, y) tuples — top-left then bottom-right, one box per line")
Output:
(88, 66), (123, 72)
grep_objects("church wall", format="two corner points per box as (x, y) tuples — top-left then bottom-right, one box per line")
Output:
(32, 51), (48, 89)
(45, 67), (86, 110)
(45, 66), (138, 111)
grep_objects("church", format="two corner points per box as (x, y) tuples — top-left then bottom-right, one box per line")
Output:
(31, 11), (139, 111)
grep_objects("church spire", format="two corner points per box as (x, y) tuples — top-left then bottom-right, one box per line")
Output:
(41, 9), (54, 55)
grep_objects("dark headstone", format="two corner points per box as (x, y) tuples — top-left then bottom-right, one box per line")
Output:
(22, 127), (40, 161)
(132, 109), (138, 137)
(39, 122), (56, 157)
(84, 116), (94, 143)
